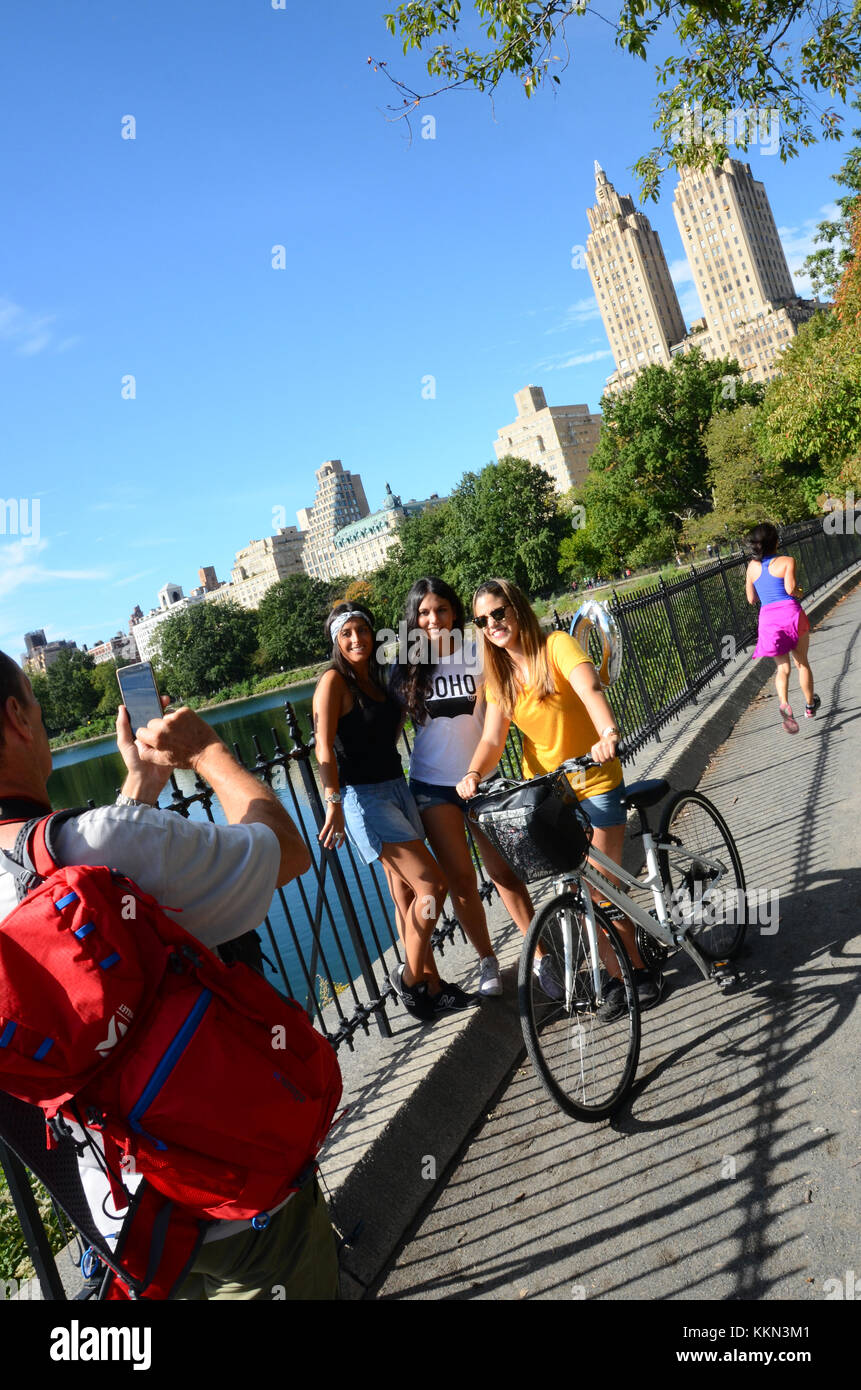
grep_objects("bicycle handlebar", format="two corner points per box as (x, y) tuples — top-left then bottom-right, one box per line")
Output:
(472, 754), (600, 798)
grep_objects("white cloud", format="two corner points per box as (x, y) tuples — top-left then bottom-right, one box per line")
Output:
(546, 298), (603, 334)
(778, 203), (839, 297)
(532, 347), (614, 371)
(0, 538), (107, 601)
(0, 298), (69, 357)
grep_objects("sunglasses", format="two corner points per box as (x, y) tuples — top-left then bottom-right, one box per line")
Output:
(473, 604), (511, 630)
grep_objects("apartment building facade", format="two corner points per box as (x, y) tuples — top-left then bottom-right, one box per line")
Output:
(494, 386), (602, 492)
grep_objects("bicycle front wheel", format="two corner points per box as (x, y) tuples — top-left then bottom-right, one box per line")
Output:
(518, 894), (640, 1122)
(657, 790), (747, 960)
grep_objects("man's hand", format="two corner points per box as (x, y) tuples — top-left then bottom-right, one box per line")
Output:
(132, 705), (224, 771)
(116, 698), (174, 805)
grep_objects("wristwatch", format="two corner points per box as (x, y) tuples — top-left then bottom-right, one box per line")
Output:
(115, 794), (154, 809)
(325, 792), (342, 804)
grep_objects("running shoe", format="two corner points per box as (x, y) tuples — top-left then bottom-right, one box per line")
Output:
(779, 703), (799, 734)
(533, 955), (564, 1001)
(390, 964), (437, 1021)
(432, 980), (480, 1014)
(478, 955), (503, 997)
(595, 975), (628, 1021)
(804, 694), (822, 719)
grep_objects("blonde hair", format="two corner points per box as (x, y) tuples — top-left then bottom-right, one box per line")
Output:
(473, 579), (555, 718)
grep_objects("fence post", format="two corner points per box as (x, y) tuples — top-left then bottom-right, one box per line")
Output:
(717, 556), (742, 641)
(659, 577), (697, 704)
(285, 703), (392, 1041)
(688, 564), (722, 667)
(612, 601), (661, 745)
(0, 1143), (67, 1300)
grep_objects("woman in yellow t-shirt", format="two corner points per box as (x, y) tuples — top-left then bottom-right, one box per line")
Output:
(455, 577), (660, 1011)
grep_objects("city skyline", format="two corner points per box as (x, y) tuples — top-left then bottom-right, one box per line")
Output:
(2, 2), (850, 663)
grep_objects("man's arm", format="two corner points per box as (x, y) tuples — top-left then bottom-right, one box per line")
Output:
(132, 706), (311, 887)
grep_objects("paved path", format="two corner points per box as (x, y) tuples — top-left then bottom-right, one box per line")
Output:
(375, 582), (861, 1302)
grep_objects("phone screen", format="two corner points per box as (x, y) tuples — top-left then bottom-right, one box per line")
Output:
(117, 662), (163, 734)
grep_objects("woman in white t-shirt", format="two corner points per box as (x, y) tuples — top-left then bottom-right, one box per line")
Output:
(389, 577), (535, 996)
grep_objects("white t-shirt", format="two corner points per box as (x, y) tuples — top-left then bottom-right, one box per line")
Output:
(0, 804), (281, 1244)
(407, 640), (498, 786)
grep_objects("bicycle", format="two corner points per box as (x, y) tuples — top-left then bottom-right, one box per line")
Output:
(468, 759), (746, 1122)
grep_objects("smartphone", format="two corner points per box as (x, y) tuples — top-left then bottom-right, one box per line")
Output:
(117, 661), (164, 734)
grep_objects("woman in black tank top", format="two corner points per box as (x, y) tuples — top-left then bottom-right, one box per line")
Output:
(313, 604), (477, 1022)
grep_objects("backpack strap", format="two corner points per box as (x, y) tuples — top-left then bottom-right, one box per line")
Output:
(102, 1184), (208, 1301)
(0, 809), (86, 903)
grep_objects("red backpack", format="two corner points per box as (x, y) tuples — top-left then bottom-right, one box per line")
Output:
(0, 810), (342, 1300)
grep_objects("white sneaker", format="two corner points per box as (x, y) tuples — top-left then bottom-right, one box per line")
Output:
(478, 955), (503, 997)
(533, 956), (564, 1001)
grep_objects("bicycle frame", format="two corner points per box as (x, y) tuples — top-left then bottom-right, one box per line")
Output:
(549, 824), (732, 991)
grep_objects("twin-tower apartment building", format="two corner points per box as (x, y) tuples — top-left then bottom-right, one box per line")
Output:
(586, 155), (819, 393)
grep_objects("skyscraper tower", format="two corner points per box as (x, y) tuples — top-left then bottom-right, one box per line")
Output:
(670, 157), (813, 381)
(586, 162), (687, 390)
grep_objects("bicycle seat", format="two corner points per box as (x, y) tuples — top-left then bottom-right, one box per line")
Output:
(621, 779), (670, 811)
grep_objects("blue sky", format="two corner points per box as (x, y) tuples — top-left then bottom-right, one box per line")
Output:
(1, 0), (852, 661)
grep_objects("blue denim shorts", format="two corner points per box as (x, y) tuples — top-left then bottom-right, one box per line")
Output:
(342, 777), (426, 865)
(409, 777), (471, 814)
(578, 780), (627, 829)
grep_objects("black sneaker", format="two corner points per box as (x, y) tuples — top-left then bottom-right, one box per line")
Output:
(633, 968), (663, 1010)
(390, 964), (437, 1022)
(805, 694), (822, 719)
(431, 980), (480, 1014)
(595, 975), (628, 1021)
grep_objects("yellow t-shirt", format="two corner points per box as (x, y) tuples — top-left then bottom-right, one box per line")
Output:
(487, 630), (622, 799)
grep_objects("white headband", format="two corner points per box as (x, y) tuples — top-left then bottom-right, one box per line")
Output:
(330, 609), (372, 644)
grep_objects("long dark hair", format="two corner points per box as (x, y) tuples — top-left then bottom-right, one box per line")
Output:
(323, 604), (386, 703)
(393, 577), (465, 724)
(747, 523), (780, 561)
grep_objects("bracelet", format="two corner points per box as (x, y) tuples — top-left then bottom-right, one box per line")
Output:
(115, 794), (154, 809)
(466, 770), (482, 779)
(600, 726), (620, 740)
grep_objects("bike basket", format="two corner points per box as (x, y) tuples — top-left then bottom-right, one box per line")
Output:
(467, 770), (593, 883)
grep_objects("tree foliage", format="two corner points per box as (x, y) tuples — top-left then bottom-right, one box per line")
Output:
(154, 601), (260, 699)
(256, 574), (340, 672)
(380, 1), (860, 198)
(799, 95), (861, 297)
(42, 651), (100, 734)
(693, 403), (809, 541)
(759, 211), (861, 498)
(559, 350), (763, 574)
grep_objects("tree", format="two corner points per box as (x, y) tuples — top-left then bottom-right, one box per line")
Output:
(800, 95), (861, 297)
(89, 658), (131, 721)
(256, 575), (339, 672)
(380, 2), (859, 198)
(567, 350), (762, 568)
(441, 456), (569, 595)
(44, 651), (100, 733)
(692, 403), (808, 540)
(154, 602), (259, 699)
(759, 207), (861, 499)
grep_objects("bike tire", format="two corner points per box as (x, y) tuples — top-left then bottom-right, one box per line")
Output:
(657, 790), (747, 961)
(518, 894), (641, 1122)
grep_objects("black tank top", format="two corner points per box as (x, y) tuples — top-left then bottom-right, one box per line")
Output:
(334, 687), (404, 787)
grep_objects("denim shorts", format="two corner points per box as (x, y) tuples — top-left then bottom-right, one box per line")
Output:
(409, 777), (471, 815)
(578, 780), (627, 829)
(342, 777), (426, 865)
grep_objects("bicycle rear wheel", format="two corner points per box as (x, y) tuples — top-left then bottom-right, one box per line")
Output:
(518, 894), (640, 1122)
(657, 790), (747, 960)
